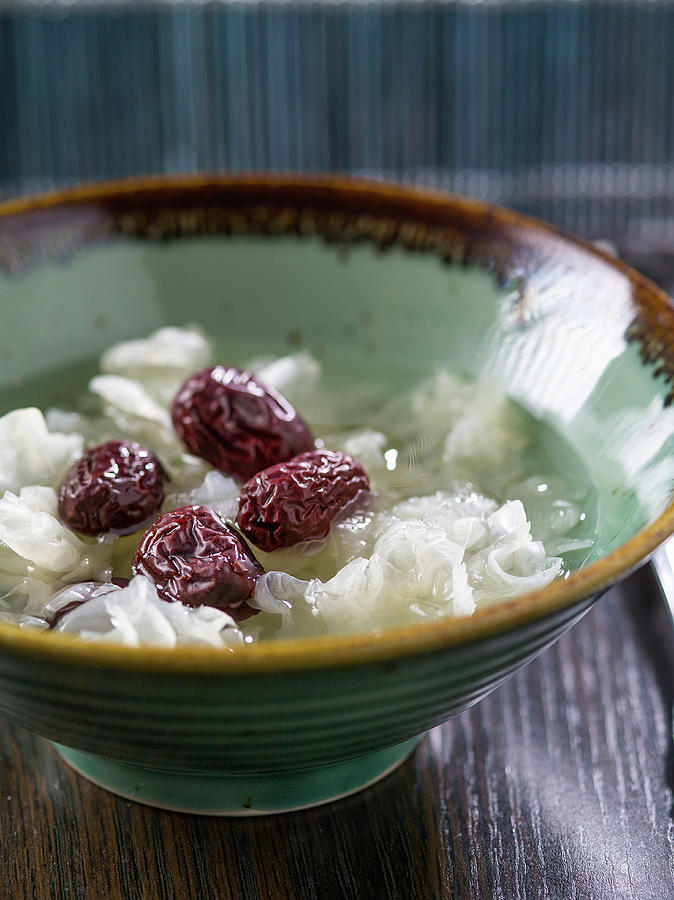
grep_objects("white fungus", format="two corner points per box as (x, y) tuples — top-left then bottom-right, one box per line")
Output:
(0, 408), (83, 495)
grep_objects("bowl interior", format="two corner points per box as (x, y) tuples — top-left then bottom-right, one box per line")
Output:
(0, 178), (672, 611)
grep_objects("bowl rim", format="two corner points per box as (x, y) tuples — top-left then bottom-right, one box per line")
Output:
(0, 172), (672, 674)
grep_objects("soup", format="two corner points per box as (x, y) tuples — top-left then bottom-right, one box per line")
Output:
(0, 326), (597, 647)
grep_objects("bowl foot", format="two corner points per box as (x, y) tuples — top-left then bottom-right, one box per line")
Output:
(51, 738), (420, 815)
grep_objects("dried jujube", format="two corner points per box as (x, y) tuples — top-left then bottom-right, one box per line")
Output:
(58, 440), (167, 536)
(132, 505), (263, 620)
(237, 450), (370, 552)
(171, 366), (314, 480)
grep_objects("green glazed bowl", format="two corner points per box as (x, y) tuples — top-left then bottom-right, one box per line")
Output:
(0, 175), (672, 815)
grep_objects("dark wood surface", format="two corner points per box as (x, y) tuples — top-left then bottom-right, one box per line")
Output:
(1, 565), (673, 900)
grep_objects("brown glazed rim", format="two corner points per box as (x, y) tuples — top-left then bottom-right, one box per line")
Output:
(0, 173), (672, 674)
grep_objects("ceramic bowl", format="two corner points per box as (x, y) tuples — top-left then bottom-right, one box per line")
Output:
(0, 176), (672, 815)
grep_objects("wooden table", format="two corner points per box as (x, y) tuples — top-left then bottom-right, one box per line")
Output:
(2, 564), (673, 900)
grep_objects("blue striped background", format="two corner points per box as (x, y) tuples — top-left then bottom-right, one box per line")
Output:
(1, 1), (673, 240)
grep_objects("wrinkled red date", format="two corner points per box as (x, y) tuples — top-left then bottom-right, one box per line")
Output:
(171, 366), (314, 480)
(58, 440), (167, 536)
(132, 505), (263, 620)
(237, 450), (370, 552)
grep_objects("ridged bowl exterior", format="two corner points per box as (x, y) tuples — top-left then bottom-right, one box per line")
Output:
(0, 597), (594, 773)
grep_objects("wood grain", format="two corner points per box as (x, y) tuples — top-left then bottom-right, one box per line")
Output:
(1, 567), (673, 900)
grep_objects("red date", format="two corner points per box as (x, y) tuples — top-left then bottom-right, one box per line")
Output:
(171, 366), (314, 480)
(237, 450), (370, 552)
(58, 440), (167, 536)
(132, 505), (263, 620)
